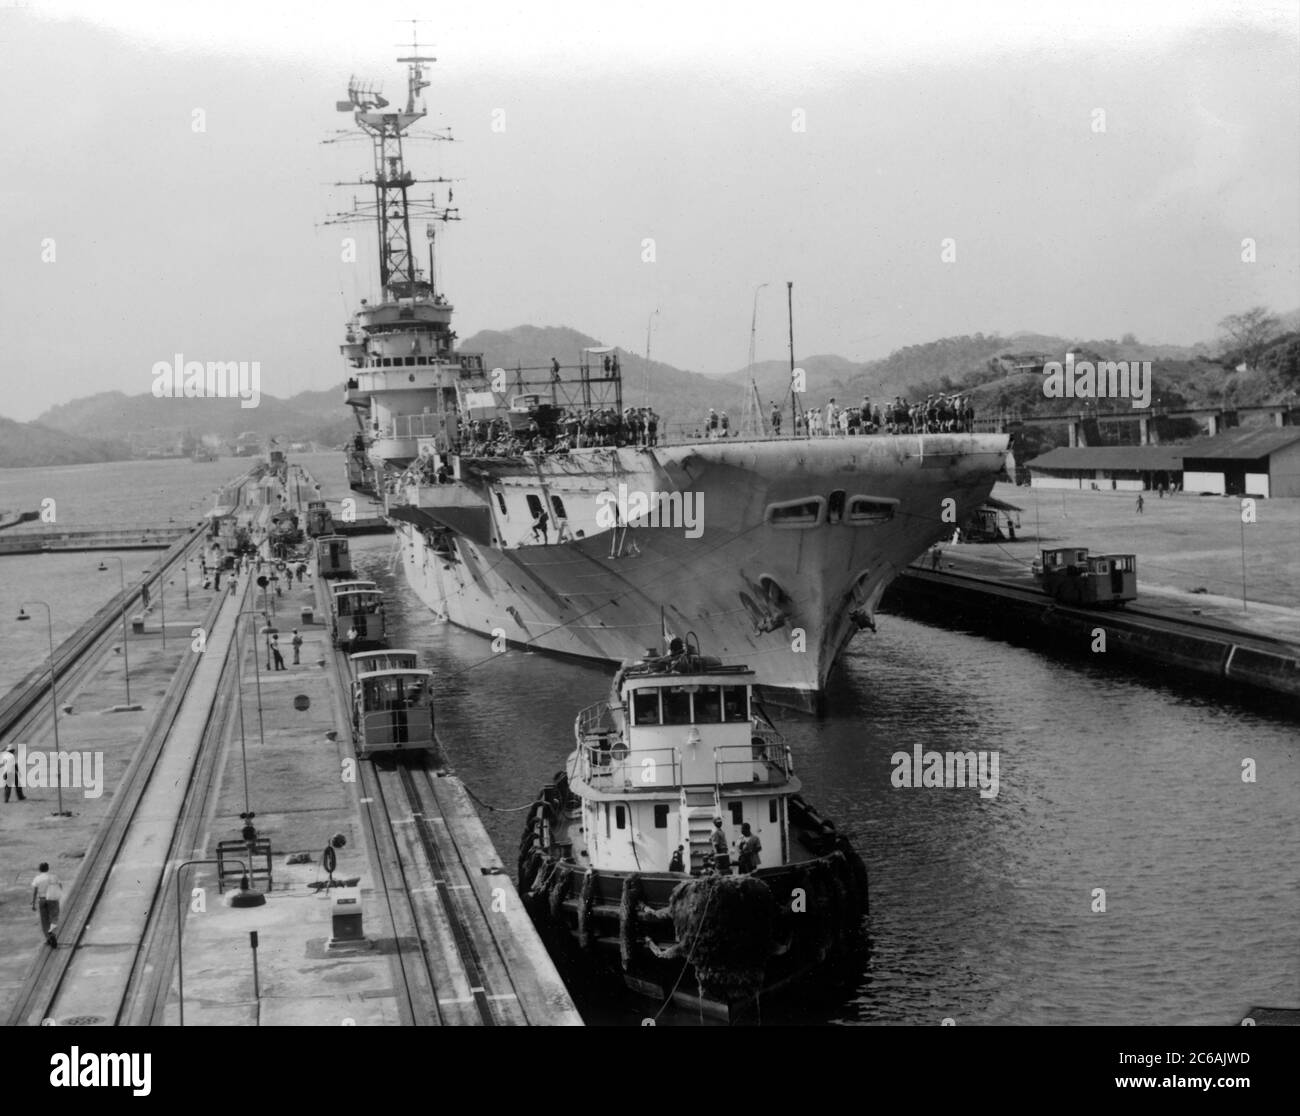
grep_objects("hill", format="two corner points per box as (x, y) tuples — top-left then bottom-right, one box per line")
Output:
(458, 325), (749, 431)
(18, 310), (1300, 461)
(0, 415), (132, 468)
(35, 390), (355, 455)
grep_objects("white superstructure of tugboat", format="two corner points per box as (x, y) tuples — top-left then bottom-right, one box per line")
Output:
(331, 46), (1014, 705)
(518, 638), (868, 1021)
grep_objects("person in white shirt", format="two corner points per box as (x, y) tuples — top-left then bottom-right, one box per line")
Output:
(31, 862), (64, 946)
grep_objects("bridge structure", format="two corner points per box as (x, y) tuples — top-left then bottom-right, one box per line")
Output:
(975, 403), (1300, 446)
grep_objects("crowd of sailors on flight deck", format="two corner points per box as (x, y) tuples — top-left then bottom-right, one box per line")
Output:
(381, 391), (976, 486)
(697, 393), (976, 439)
(390, 408), (664, 482)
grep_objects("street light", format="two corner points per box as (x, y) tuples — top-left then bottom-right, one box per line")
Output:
(141, 569), (167, 649)
(15, 602), (71, 817)
(96, 556), (134, 708)
(644, 308), (659, 409)
(234, 609), (269, 845)
(747, 283), (769, 437)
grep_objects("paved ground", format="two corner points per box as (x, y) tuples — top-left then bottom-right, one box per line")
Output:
(158, 568), (402, 1025)
(939, 483), (1300, 644)
(0, 575), (223, 1019)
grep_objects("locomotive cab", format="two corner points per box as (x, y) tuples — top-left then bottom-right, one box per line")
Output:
(316, 534), (353, 579)
(353, 668), (436, 758)
(331, 587), (387, 648)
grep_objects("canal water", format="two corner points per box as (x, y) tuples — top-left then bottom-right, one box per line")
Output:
(347, 533), (1300, 1027)
(2, 459), (1296, 1026)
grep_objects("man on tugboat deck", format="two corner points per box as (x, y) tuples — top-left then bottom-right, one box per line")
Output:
(737, 822), (762, 873)
(710, 817), (731, 875)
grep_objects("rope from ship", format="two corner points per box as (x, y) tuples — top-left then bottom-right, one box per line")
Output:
(462, 783), (546, 814)
(517, 847), (545, 896)
(618, 874), (642, 973)
(522, 855), (563, 914)
(794, 860), (835, 962)
(548, 862), (572, 923)
(577, 868), (596, 951)
(649, 873), (720, 1024)
(826, 852), (851, 957)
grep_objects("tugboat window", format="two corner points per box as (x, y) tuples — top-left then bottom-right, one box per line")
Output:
(728, 802), (743, 825)
(551, 495), (567, 520)
(615, 805), (626, 829)
(654, 804), (669, 828)
(721, 685), (749, 722)
(662, 687), (692, 725)
(769, 799), (778, 823)
(631, 689), (661, 725)
(694, 685), (722, 723)
(494, 490), (508, 515)
(526, 494), (544, 519)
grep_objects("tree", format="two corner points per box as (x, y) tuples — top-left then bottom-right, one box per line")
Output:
(1258, 333), (1300, 387)
(1218, 306), (1280, 370)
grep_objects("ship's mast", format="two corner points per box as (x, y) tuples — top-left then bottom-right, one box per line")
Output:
(326, 34), (458, 302)
(741, 282), (769, 438)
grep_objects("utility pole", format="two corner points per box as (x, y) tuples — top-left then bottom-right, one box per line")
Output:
(787, 282), (801, 438)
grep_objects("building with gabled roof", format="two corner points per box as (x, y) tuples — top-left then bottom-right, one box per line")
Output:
(1179, 428), (1300, 497)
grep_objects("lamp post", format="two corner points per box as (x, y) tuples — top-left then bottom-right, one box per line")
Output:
(174, 856), (259, 1027)
(747, 283), (768, 437)
(142, 568), (167, 649)
(15, 601), (71, 818)
(644, 308), (659, 409)
(235, 609), (268, 836)
(96, 556), (133, 708)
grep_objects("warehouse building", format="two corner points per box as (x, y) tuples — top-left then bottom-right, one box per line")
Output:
(1179, 428), (1300, 498)
(1026, 446), (1183, 492)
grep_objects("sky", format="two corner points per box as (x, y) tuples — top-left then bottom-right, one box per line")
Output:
(0, 0), (1297, 420)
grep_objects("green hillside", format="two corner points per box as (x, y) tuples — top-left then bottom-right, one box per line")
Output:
(0, 415), (132, 468)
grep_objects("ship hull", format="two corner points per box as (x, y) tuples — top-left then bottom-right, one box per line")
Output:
(390, 434), (1009, 694)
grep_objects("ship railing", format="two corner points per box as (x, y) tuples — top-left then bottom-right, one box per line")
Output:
(713, 739), (794, 788)
(575, 740), (681, 790)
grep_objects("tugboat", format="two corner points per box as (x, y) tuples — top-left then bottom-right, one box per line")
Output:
(518, 636), (868, 1022)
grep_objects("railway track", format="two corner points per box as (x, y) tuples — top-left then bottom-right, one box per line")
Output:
(316, 573), (535, 1026)
(362, 760), (529, 1025)
(4, 575), (244, 1026)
